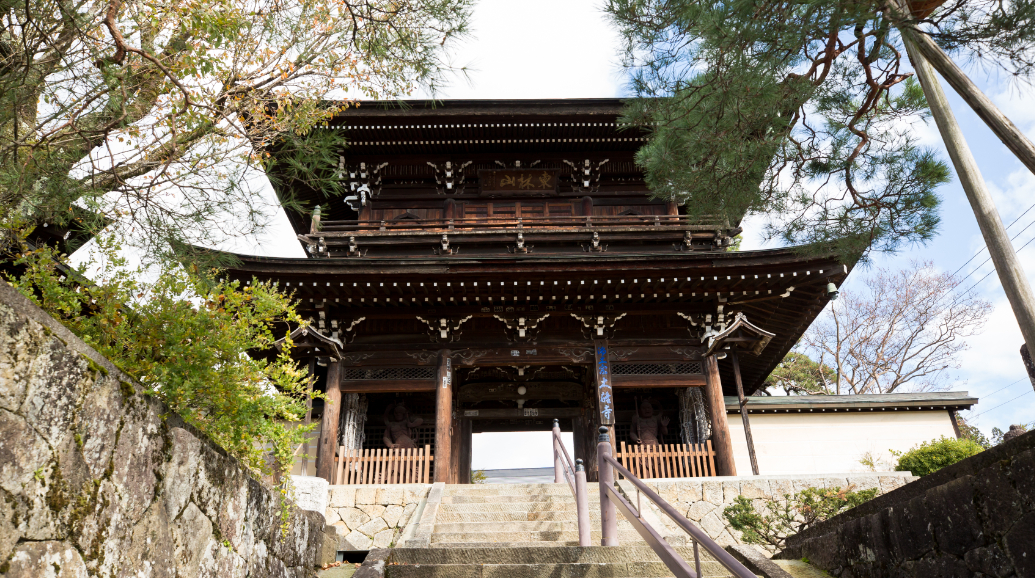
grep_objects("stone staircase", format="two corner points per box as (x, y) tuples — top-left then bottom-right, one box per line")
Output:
(385, 483), (754, 577)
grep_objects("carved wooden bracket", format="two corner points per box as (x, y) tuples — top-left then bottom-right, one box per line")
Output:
(493, 313), (550, 342)
(416, 315), (473, 342)
(570, 312), (626, 339)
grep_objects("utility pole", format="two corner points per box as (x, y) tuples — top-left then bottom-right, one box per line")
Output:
(900, 32), (1035, 365)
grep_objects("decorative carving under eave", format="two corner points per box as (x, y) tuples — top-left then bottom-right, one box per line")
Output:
(678, 304), (731, 343)
(609, 348), (639, 362)
(508, 232), (532, 254)
(341, 352), (375, 365)
(493, 313), (550, 342)
(434, 234), (458, 255)
(344, 161), (388, 209)
(417, 315), (473, 342)
(582, 232), (607, 252)
(557, 347), (594, 364)
(563, 159), (609, 193)
(332, 317), (366, 344)
(668, 346), (704, 361)
(452, 348), (491, 366)
(427, 160), (473, 194)
(703, 312), (776, 357)
(405, 351), (438, 365)
(674, 231), (694, 252)
(571, 312), (627, 339)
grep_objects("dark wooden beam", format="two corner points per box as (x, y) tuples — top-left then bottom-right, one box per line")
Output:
(703, 355), (737, 476)
(315, 360), (342, 482)
(435, 349), (453, 483)
(459, 407), (582, 419)
(612, 375), (706, 388)
(340, 380), (435, 392)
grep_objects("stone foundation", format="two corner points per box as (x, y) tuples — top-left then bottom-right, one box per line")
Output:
(620, 472), (916, 546)
(0, 279), (325, 577)
(324, 484), (431, 550)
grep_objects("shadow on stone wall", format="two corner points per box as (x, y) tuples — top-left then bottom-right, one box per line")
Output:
(0, 280), (326, 577)
(777, 425), (1035, 577)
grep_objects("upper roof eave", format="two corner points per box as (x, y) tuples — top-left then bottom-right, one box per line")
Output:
(722, 391), (979, 411)
(324, 98), (629, 121)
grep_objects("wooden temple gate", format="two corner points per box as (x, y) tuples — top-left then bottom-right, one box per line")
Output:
(225, 99), (848, 484)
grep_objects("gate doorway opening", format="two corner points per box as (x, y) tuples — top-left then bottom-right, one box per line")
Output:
(472, 430), (574, 483)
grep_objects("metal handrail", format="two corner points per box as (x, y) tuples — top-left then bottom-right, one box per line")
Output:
(552, 420), (591, 547)
(596, 427), (754, 578)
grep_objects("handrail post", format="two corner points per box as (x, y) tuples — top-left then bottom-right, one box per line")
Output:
(574, 459), (592, 547)
(553, 419), (563, 484)
(597, 426), (619, 546)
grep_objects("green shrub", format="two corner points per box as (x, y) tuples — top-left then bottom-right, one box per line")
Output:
(894, 436), (983, 477)
(723, 485), (878, 553)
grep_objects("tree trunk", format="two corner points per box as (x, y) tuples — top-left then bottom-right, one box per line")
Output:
(901, 35), (1035, 365)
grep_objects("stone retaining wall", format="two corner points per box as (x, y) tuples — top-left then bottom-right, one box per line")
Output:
(324, 484), (431, 551)
(619, 472), (916, 546)
(777, 430), (1035, 577)
(0, 279), (325, 577)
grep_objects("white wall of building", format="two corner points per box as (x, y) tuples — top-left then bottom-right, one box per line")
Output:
(727, 410), (958, 475)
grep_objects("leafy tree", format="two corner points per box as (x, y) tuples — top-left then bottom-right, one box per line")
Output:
(802, 260), (990, 394)
(893, 436), (983, 476)
(760, 351), (836, 395)
(606, 0), (1035, 260)
(0, 0), (471, 261)
(991, 423), (1032, 446)
(723, 485), (879, 553)
(956, 414), (990, 449)
(4, 236), (315, 480)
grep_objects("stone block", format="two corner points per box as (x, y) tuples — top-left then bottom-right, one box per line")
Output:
(404, 487), (429, 504)
(399, 502), (418, 528)
(331, 521), (348, 535)
(383, 504), (405, 528)
(377, 487), (405, 505)
(702, 481), (723, 504)
(355, 487), (378, 504)
(372, 528), (395, 549)
(357, 516), (389, 538)
(699, 511), (726, 539)
(343, 530), (374, 550)
(820, 477), (849, 490)
(325, 507), (342, 525)
(722, 480), (741, 503)
(4, 540), (88, 578)
(686, 501), (715, 521)
(359, 504), (387, 519)
(845, 475), (881, 493)
(290, 475), (329, 514)
(878, 475), (909, 492)
(739, 479), (771, 499)
(338, 507), (371, 530)
(329, 485), (356, 508)
(768, 478), (795, 499)
(676, 481), (703, 504)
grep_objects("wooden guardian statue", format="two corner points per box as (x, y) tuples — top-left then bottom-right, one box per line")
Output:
(383, 402), (423, 449)
(630, 398), (669, 446)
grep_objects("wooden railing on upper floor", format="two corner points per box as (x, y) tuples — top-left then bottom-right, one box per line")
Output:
(315, 214), (727, 235)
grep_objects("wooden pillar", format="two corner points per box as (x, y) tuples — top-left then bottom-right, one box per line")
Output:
(573, 411), (588, 479)
(457, 418), (472, 484)
(703, 355), (737, 476)
(730, 352), (760, 475)
(665, 201), (679, 216)
(434, 349), (453, 483)
(315, 360), (343, 482)
(593, 340), (616, 479)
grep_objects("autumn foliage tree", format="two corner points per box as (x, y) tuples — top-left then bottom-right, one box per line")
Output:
(0, 0), (472, 260)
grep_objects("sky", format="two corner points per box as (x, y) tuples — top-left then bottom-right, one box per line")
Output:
(215, 0), (1034, 467)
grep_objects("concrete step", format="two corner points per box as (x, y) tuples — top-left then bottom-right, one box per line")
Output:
(386, 547), (743, 578)
(434, 510), (605, 523)
(392, 546), (721, 565)
(439, 502), (583, 514)
(432, 521), (636, 534)
(443, 484), (586, 496)
(429, 530), (646, 544)
(442, 494), (582, 505)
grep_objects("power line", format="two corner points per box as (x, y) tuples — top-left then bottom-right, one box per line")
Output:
(978, 377), (1027, 400)
(949, 199), (1035, 278)
(961, 233), (1035, 295)
(969, 389), (1034, 420)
